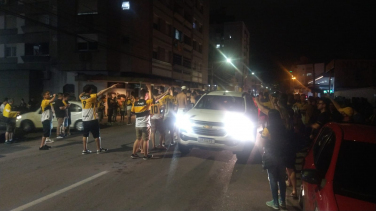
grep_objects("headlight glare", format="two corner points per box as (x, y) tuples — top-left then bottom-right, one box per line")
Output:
(175, 114), (192, 133)
(224, 113), (254, 141)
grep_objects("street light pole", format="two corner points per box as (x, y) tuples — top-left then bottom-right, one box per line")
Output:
(211, 63), (214, 91)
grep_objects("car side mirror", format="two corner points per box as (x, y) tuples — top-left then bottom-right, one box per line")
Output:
(301, 169), (322, 185)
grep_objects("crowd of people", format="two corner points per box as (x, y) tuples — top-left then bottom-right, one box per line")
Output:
(1, 84), (202, 158)
(253, 91), (376, 210)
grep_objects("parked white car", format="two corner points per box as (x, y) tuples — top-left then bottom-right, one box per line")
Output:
(16, 101), (84, 132)
(176, 91), (258, 163)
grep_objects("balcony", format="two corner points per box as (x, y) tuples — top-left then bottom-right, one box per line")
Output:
(0, 28), (17, 35)
(21, 55), (50, 63)
(21, 25), (49, 33)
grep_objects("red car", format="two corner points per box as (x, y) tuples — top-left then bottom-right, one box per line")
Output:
(300, 123), (376, 211)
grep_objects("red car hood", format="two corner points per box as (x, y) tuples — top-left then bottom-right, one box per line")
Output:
(335, 194), (376, 210)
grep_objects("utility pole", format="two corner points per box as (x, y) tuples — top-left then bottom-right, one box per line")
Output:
(211, 63), (214, 91)
(312, 63), (315, 97)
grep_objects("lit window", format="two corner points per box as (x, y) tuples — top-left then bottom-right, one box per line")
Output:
(122, 1), (130, 10)
(216, 44), (220, 48)
(193, 22), (196, 29)
(229, 35), (231, 39)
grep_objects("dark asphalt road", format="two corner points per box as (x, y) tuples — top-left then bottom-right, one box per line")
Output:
(0, 123), (301, 211)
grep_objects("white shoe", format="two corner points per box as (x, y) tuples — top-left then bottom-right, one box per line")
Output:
(45, 138), (54, 143)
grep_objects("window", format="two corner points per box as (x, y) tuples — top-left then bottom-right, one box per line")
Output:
(153, 15), (160, 30)
(77, 0), (98, 15)
(70, 104), (82, 112)
(174, 29), (182, 41)
(5, 46), (16, 57)
(193, 22), (196, 29)
(25, 43), (49, 56)
(193, 40), (197, 51)
(333, 141), (376, 204)
(183, 58), (191, 68)
(198, 43), (202, 53)
(196, 96), (245, 112)
(77, 34), (98, 51)
(199, 24), (203, 33)
(173, 53), (182, 65)
(5, 15), (16, 29)
(313, 127), (336, 175)
(152, 50), (158, 59)
(165, 23), (171, 35)
(158, 47), (165, 61)
(184, 35), (191, 45)
(122, 1), (130, 10)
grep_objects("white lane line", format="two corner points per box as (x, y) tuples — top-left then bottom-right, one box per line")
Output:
(11, 171), (109, 211)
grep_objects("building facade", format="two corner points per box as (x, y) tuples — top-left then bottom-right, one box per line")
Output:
(209, 21), (250, 92)
(0, 0), (209, 102)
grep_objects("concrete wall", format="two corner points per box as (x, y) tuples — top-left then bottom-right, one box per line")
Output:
(0, 70), (30, 104)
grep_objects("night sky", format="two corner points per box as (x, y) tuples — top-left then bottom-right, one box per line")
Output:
(210, 0), (376, 84)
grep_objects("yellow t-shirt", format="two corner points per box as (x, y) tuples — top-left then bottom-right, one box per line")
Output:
(41, 100), (53, 121)
(79, 94), (97, 121)
(2, 104), (17, 119)
(131, 99), (153, 127)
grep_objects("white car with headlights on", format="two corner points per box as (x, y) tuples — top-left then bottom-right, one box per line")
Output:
(176, 91), (258, 163)
(16, 101), (84, 133)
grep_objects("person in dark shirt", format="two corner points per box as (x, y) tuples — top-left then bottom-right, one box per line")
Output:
(310, 98), (331, 140)
(54, 93), (67, 138)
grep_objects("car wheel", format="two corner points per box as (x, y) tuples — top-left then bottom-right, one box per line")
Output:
(234, 142), (254, 164)
(178, 143), (191, 155)
(74, 120), (84, 131)
(21, 120), (34, 133)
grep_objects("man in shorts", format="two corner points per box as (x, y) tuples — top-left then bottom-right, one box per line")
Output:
(39, 92), (56, 150)
(79, 84), (118, 154)
(54, 93), (66, 139)
(131, 87), (170, 160)
(3, 99), (19, 144)
(159, 89), (177, 146)
(150, 90), (166, 150)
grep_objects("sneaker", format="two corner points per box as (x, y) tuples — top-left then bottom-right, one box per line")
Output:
(5, 140), (12, 144)
(131, 154), (139, 159)
(266, 200), (279, 210)
(45, 145), (52, 148)
(45, 138), (54, 143)
(279, 200), (287, 210)
(143, 154), (153, 160)
(170, 141), (175, 146)
(39, 145), (50, 150)
(162, 143), (166, 148)
(82, 150), (92, 155)
(56, 136), (64, 139)
(127, 123), (132, 125)
(97, 148), (108, 154)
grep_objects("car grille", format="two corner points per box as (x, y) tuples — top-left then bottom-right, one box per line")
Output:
(192, 127), (226, 136)
(192, 120), (224, 127)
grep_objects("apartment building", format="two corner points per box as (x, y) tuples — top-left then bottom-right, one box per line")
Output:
(209, 21), (250, 91)
(0, 0), (209, 102)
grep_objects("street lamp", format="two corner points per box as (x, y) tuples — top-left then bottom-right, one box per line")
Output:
(252, 72), (254, 75)
(226, 58), (232, 63)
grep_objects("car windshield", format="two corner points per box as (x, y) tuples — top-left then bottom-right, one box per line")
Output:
(195, 95), (245, 112)
(333, 140), (376, 203)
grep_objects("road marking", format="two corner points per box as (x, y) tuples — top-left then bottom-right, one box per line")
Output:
(11, 171), (108, 211)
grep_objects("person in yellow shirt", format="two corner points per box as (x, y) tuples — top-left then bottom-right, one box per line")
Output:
(79, 84), (118, 154)
(131, 87), (170, 160)
(39, 92), (56, 149)
(3, 99), (20, 144)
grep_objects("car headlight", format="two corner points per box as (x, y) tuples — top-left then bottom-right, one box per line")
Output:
(16, 115), (22, 120)
(224, 113), (254, 141)
(175, 114), (192, 133)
